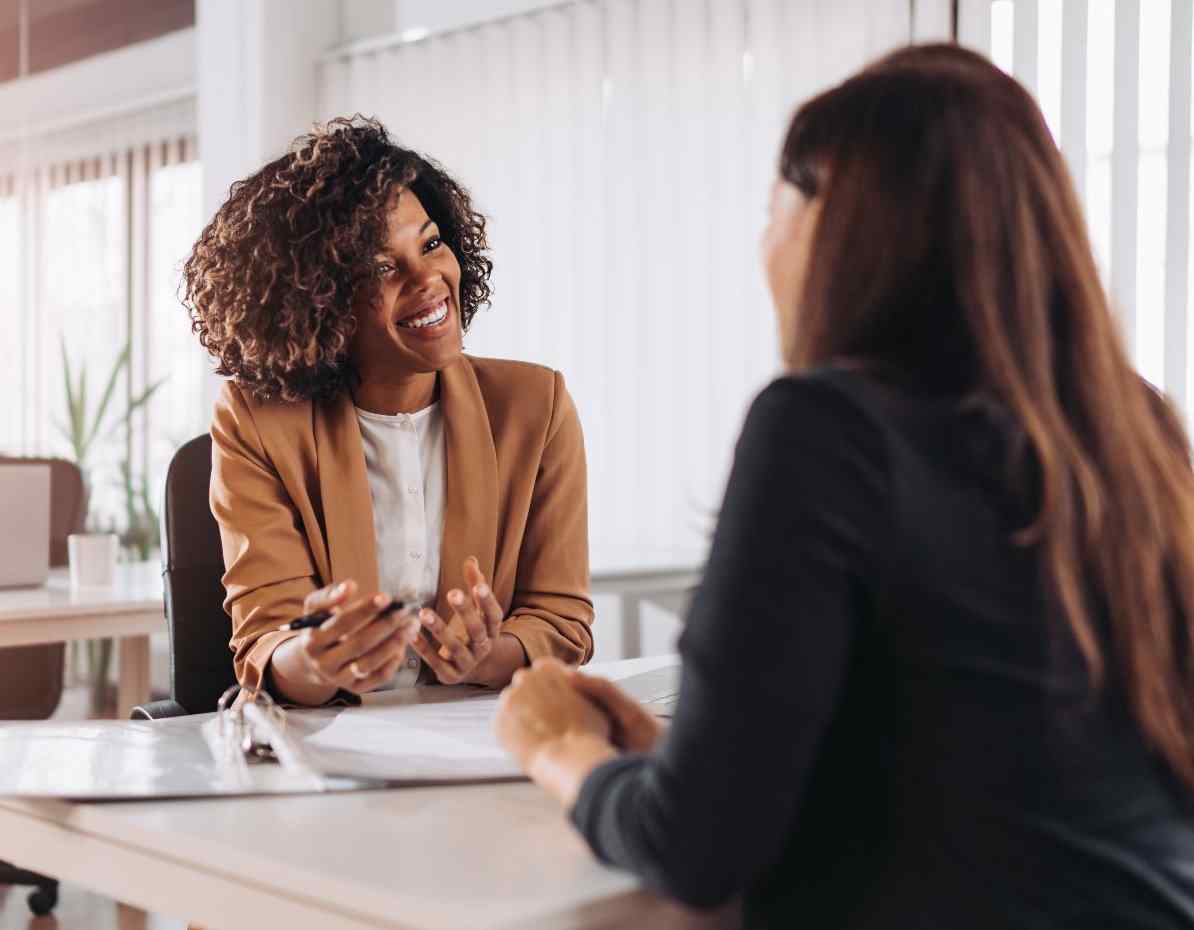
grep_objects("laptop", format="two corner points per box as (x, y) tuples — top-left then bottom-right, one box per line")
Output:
(0, 464), (51, 588)
(618, 664), (681, 718)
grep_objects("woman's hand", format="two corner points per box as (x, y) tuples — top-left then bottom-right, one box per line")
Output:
(411, 557), (528, 687)
(269, 579), (421, 705)
(495, 658), (617, 806)
(568, 671), (665, 753)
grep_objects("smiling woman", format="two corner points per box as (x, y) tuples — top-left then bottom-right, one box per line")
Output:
(182, 117), (594, 707)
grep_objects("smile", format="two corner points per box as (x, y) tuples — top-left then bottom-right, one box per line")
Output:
(397, 300), (449, 330)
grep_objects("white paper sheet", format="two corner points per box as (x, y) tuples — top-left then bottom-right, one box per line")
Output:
(283, 656), (679, 783)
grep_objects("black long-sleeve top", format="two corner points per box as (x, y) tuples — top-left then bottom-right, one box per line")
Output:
(571, 369), (1194, 930)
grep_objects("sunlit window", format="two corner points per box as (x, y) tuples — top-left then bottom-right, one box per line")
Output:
(978, 0), (1184, 396)
(2, 139), (205, 548)
(0, 192), (20, 452)
(147, 159), (206, 487)
(42, 173), (128, 528)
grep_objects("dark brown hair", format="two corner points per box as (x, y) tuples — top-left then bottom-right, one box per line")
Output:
(183, 116), (492, 402)
(782, 44), (1194, 790)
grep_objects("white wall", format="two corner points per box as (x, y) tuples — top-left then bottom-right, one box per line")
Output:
(393, 0), (572, 36)
(197, 0), (339, 221)
(321, 0), (914, 574)
(342, 0), (396, 41)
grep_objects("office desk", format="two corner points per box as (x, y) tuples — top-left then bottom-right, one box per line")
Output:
(0, 561), (164, 717)
(0, 657), (736, 930)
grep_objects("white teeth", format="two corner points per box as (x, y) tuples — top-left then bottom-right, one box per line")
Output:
(398, 301), (448, 329)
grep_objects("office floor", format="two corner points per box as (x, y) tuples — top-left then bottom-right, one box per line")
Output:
(0, 686), (185, 930)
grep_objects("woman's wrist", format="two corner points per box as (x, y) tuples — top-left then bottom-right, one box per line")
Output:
(268, 636), (338, 706)
(527, 730), (619, 809)
(466, 632), (528, 688)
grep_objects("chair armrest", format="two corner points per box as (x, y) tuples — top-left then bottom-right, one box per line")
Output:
(130, 699), (190, 720)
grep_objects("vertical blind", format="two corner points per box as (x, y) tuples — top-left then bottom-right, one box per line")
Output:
(0, 115), (204, 530)
(959, 0), (1194, 415)
(319, 0), (912, 555)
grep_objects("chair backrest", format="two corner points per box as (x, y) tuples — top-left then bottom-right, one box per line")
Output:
(0, 457), (85, 719)
(162, 434), (237, 713)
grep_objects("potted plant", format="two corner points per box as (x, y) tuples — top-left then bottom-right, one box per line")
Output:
(58, 337), (164, 715)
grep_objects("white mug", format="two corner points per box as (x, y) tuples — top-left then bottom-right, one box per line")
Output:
(68, 533), (119, 589)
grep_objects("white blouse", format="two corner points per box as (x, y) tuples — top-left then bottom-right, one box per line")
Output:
(355, 402), (446, 688)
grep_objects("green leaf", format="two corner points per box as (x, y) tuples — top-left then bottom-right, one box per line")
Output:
(59, 339), (84, 461)
(101, 374), (167, 444)
(84, 343), (129, 453)
(128, 375), (167, 412)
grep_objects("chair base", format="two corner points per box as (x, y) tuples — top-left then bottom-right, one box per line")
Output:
(0, 860), (59, 915)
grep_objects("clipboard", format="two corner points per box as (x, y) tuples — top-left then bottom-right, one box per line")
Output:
(0, 656), (680, 800)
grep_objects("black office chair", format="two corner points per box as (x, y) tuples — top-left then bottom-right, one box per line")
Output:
(131, 434), (239, 719)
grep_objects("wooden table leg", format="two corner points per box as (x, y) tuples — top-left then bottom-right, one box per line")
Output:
(116, 635), (152, 718)
(116, 901), (149, 930)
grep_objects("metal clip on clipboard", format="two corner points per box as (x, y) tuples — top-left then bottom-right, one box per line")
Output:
(210, 686), (330, 790)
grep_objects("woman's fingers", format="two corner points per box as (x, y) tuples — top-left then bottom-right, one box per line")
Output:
(569, 672), (664, 752)
(346, 651), (407, 694)
(307, 593), (392, 649)
(472, 583), (503, 640)
(463, 556), (485, 590)
(462, 557), (503, 640)
(335, 632), (406, 688)
(448, 588), (489, 653)
(317, 608), (418, 676)
(303, 578), (356, 614)
(412, 608), (473, 683)
(409, 634), (463, 684)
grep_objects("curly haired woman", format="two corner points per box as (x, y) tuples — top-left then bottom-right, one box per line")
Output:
(184, 117), (592, 706)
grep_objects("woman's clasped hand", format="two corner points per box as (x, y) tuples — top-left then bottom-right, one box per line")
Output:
(495, 658), (666, 806)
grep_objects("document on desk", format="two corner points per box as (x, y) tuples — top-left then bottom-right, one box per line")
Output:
(0, 655), (679, 798)
(288, 688), (522, 783)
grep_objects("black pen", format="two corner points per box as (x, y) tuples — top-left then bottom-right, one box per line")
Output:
(276, 598), (409, 632)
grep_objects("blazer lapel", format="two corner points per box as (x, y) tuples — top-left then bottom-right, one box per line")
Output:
(435, 357), (500, 618)
(314, 391), (381, 595)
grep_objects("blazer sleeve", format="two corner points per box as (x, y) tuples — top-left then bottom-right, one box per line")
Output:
(209, 384), (319, 692)
(502, 371), (595, 665)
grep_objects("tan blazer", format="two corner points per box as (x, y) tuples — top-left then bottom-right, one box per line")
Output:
(210, 354), (594, 693)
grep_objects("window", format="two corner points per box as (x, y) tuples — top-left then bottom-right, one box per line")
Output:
(961, 0), (1193, 410)
(0, 185), (21, 450)
(1, 136), (207, 545)
(146, 157), (205, 490)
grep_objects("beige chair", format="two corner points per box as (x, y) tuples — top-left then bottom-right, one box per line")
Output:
(0, 456), (86, 916)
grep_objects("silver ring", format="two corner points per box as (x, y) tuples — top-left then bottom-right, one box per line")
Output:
(350, 661), (369, 680)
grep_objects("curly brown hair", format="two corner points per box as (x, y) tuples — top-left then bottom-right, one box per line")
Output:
(183, 116), (493, 402)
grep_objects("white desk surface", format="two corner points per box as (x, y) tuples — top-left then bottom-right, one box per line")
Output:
(0, 656), (735, 930)
(0, 561), (165, 650)
(0, 561), (163, 622)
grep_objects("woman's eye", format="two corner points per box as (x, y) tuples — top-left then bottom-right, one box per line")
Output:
(375, 263), (395, 277)
(423, 236), (442, 254)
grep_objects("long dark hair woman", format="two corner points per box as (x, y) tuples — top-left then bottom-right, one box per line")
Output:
(495, 44), (1194, 929)
(185, 118), (593, 707)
